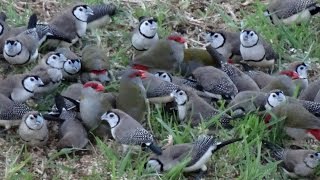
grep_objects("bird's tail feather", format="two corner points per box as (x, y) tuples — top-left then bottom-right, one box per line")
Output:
(87, 3), (117, 23)
(148, 143), (163, 155)
(27, 13), (37, 29)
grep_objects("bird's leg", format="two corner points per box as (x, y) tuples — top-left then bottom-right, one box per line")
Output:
(145, 99), (154, 134)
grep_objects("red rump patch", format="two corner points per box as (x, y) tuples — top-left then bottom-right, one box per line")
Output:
(279, 70), (299, 80)
(167, 35), (186, 44)
(264, 113), (273, 130)
(91, 69), (107, 75)
(227, 59), (234, 64)
(307, 129), (320, 140)
(132, 64), (149, 71)
(83, 82), (105, 92)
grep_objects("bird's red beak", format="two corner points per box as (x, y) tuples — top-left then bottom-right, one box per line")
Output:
(307, 129), (320, 141)
(83, 82), (105, 92)
(279, 70), (300, 80)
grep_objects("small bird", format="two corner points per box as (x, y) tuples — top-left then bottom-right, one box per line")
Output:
(117, 69), (147, 122)
(42, 4), (94, 46)
(263, 140), (320, 178)
(205, 30), (241, 62)
(56, 48), (82, 80)
(87, 3), (117, 30)
(206, 45), (260, 92)
(228, 90), (286, 116)
(131, 16), (159, 52)
(261, 75), (297, 96)
(0, 93), (32, 130)
(265, 0), (320, 25)
(80, 84), (116, 137)
(239, 29), (278, 72)
(80, 45), (111, 84)
(101, 109), (162, 155)
(18, 111), (48, 146)
(154, 71), (201, 90)
(192, 66), (238, 99)
(170, 89), (234, 128)
(54, 94), (88, 149)
(145, 135), (242, 177)
(288, 61), (308, 88)
(30, 52), (67, 94)
(0, 12), (26, 55)
(299, 79), (320, 101)
(3, 14), (47, 65)
(0, 74), (44, 102)
(131, 35), (185, 72)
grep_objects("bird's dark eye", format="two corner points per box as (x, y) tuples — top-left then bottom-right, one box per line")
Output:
(300, 67), (304, 70)
(52, 56), (57, 60)
(250, 33), (254, 36)
(214, 34), (219, 38)
(79, 8), (83, 11)
(30, 116), (34, 120)
(145, 22), (148, 26)
(30, 78), (34, 81)
(272, 94), (276, 98)
(315, 153), (319, 157)
(109, 114), (114, 118)
(68, 61), (71, 64)
(179, 92), (183, 96)
(310, 154), (314, 158)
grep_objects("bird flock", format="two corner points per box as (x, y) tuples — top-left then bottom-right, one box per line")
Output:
(0, 0), (320, 179)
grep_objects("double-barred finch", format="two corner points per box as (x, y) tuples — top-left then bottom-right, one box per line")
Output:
(145, 135), (242, 176)
(0, 12), (26, 55)
(0, 94), (32, 130)
(265, 0), (320, 25)
(287, 62), (308, 91)
(30, 52), (67, 94)
(192, 66), (238, 100)
(205, 45), (259, 92)
(0, 73), (44, 103)
(40, 4), (93, 47)
(3, 14), (49, 65)
(131, 16), (159, 52)
(56, 48), (82, 81)
(205, 30), (241, 63)
(87, 3), (117, 30)
(53, 94), (88, 149)
(101, 109), (162, 155)
(239, 29), (278, 72)
(131, 35), (185, 72)
(170, 89), (234, 128)
(263, 140), (320, 178)
(80, 45), (111, 85)
(18, 111), (48, 146)
(154, 71), (202, 90)
(261, 75), (298, 97)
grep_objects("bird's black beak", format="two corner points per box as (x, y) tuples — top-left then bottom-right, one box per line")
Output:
(214, 138), (243, 152)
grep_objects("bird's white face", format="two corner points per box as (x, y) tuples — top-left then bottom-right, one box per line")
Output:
(240, 30), (259, 47)
(206, 32), (225, 49)
(25, 113), (44, 130)
(73, 5), (94, 22)
(154, 72), (171, 82)
(4, 40), (22, 56)
(305, 152), (320, 169)
(64, 59), (81, 74)
(0, 23), (3, 36)
(145, 159), (162, 172)
(170, 89), (188, 105)
(265, 90), (286, 110)
(139, 19), (158, 37)
(296, 63), (308, 79)
(46, 53), (67, 69)
(101, 112), (120, 128)
(23, 76), (44, 92)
